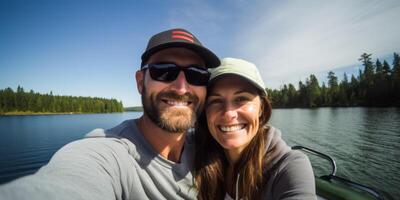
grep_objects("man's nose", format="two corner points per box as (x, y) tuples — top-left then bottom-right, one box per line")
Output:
(169, 71), (190, 95)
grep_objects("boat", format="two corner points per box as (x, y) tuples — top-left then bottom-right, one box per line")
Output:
(292, 146), (385, 200)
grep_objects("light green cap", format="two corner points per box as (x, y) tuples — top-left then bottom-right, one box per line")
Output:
(209, 57), (267, 96)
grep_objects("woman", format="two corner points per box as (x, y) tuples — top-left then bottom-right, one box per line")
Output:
(194, 58), (316, 200)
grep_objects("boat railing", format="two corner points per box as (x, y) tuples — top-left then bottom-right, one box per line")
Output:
(292, 145), (337, 176)
(292, 145), (385, 200)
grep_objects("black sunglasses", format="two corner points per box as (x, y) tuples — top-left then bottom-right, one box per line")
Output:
(142, 63), (210, 86)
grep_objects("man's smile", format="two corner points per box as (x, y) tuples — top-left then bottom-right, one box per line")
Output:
(162, 99), (192, 107)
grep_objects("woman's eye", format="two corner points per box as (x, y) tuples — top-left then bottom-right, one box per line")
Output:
(236, 96), (249, 103)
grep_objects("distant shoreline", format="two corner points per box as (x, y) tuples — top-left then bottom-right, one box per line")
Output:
(124, 106), (143, 112)
(1, 106), (144, 116)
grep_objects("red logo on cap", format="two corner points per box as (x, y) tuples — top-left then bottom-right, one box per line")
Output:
(171, 30), (194, 43)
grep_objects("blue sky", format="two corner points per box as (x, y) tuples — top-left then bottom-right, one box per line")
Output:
(1, 0), (399, 107)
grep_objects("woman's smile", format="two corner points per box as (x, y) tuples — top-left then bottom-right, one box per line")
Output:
(218, 123), (246, 132)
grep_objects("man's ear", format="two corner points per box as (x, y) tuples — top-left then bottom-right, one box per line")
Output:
(136, 70), (144, 95)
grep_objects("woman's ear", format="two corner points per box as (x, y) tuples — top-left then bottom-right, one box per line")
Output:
(259, 96), (264, 117)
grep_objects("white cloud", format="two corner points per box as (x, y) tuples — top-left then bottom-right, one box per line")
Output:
(232, 0), (400, 89)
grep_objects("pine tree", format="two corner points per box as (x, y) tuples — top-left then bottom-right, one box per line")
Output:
(320, 82), (328, 106)
(281, 85), (289, 107)
(392, 53), (400, 105)
(358, 53), (375, 105)
(338, 73), (350, 106)
(298, 81), (307, 107)
(349, 75), (359, 106)
(306, 74), (321, 107)
(327, 71), (339, 106)
(375, 59), (383, 73)
(287, 84), (297, 107)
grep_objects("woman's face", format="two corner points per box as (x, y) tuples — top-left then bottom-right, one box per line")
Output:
(206, 75), (262, 154)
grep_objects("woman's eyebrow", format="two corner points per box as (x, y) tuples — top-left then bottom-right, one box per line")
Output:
(234, 90), (255, 95)
(208, 90), (255, 97)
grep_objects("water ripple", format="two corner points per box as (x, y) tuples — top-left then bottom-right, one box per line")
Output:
(270, 107), (399, 199)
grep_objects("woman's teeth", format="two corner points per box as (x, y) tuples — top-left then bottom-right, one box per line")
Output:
(219, 124), (245, 132)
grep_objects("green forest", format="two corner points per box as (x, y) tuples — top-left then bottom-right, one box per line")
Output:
(267, 52), (400, 107)
(0, 87), (124, 115)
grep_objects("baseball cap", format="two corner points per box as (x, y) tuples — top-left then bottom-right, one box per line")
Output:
(141, 28), (220, 68)
(209, 57), (268, 96)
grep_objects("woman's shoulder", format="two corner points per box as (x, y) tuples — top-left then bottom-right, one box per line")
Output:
(264, 150), (317, 199)
(270, 150), (312, 174)
(284, 150), (310, 163)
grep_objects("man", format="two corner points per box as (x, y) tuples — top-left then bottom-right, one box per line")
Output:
(0, 28), (220, 200)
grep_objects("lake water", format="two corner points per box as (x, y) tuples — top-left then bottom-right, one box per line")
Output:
(0, 107), (399, 199)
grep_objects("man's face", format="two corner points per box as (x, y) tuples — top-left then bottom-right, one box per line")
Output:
(136, 47), (207, 133)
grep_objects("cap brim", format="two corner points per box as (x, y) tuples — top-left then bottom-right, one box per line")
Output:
(209, 73), (268, 96)
(141, 42), (220, 68)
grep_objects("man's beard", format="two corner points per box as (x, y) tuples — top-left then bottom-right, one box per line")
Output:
(141, 86), (202, 134)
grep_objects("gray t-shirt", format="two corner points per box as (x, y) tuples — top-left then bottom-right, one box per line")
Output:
(0, 119), (196, 200)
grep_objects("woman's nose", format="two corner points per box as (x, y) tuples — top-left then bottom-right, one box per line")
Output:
(222, 103), (238, 120)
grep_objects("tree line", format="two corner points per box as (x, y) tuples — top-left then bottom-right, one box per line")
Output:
(0, 87), (124, 114)
(1, 52), (399, 114)
(267, 52), (400, 108)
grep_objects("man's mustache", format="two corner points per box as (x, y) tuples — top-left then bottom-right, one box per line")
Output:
(157, 91), (199, 104)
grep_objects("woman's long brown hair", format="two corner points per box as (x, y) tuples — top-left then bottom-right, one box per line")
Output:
(194, 90), (272, 200)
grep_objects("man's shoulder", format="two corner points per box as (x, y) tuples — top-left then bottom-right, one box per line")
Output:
(61, 135), (127, 154)
(85, 128), (107, 137)
(64, 119), (141, 155)
(85, 119), (137, 138)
